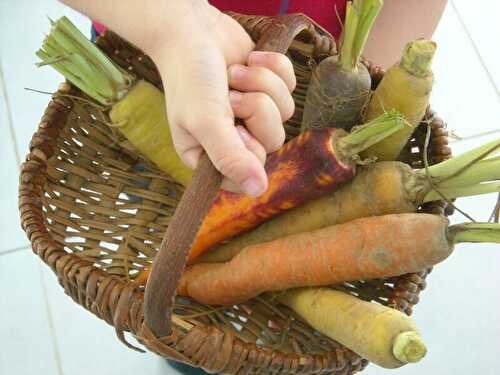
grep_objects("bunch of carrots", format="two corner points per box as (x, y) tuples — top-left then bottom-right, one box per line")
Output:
(38, 2), (500, 371)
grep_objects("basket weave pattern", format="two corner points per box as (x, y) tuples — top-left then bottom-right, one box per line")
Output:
(19, 14), (451, 374)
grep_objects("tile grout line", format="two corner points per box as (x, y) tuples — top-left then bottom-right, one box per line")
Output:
(451, 0), (500, 101)
(0, 246), (30, 257)
(0, 57), (22, 166)
(38, 262), (65, 375)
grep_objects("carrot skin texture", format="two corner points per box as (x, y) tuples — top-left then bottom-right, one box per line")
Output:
(188, 128), (355, 261)
(178, 214), (451, 305)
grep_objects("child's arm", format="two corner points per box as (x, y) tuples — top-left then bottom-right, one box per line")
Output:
(59, 0), (296, 197)
(363, 0), (448, 68)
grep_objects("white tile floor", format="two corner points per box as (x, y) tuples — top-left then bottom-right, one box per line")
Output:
(1, 1), (499, 374)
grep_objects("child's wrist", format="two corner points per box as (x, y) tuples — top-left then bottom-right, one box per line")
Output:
(140, 1), (213, 60)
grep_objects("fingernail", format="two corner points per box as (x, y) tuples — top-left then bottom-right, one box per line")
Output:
(229, 90), (243, 105)
(236, 125), (251, 142)
(229, 65), (247, 80)
(241, 177), (265, 197)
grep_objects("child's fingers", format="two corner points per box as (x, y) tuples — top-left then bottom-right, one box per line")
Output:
(247, 51), (296, 92)
(220, 179), (241, 194)
(228, 64), (295, 122)
(235, 125), (267, 165)
(188, 125), (267, 193)
(178, 143), (204, 170)
(229, 90), (285, 153)
(221, 125), (267, 193)
(186, 110), (268, 198)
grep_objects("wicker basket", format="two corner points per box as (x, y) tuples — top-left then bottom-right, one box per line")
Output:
(19, 13), (452, 374)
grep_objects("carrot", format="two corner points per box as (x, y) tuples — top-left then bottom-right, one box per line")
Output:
(360, 39), (437, 161)
(197, 162), (416, 263)
(36, 17), (193, 186)
(187, 110), (406, 261)
(279, 288), (427, 369)
(178, 214), (500, 306)
(196, 138), (500, 263)
(301, 0), (383, 131)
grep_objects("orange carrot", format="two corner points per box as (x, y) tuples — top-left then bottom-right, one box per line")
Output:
(135, 137), (500, 284)
(194, 137), (500, 264)
(178, 214), (500, 306)
(187, 111), (405, 261)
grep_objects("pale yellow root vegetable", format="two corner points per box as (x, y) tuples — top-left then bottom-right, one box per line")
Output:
(360, 39), (437, 161)
(279, 288), (427, 369)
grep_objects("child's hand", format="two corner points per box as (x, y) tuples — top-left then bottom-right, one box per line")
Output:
(153, 7), (295, 196)
(61, 0), (295, 197)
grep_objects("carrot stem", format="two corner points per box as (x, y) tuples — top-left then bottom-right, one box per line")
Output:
(424, 138), (500, 180)
(449, 223), (500, 244)
(339, 0), (383, 70)
(36, 16), (134, 106)
(352, 0), (383, 65)
(423, 182), (500, 203)
(438, 156), (500, 188)
(338, 109), (406, 155)
(416, 138), (500, 202)
(339, 2), (359, 70)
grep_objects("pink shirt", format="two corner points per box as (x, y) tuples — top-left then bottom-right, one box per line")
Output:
(93, 0), (346, 40)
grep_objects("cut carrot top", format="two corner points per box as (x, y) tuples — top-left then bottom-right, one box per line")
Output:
(37, 16), (133, 106)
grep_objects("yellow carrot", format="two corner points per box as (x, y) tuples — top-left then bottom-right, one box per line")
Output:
(109, 80), (192, 185)
(279, 288), (427, 369)
(361, 39), (437, 161)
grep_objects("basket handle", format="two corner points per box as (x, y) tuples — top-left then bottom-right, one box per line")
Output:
(143, 14), (317, 339)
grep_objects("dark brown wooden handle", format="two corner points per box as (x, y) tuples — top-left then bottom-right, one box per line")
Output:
(143, 13), (317, 338)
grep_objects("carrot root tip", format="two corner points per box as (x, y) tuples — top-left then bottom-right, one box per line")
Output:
(392, 331), (427, 364)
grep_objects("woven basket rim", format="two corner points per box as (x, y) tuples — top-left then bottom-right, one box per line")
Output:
(18, 13), (452, 375)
